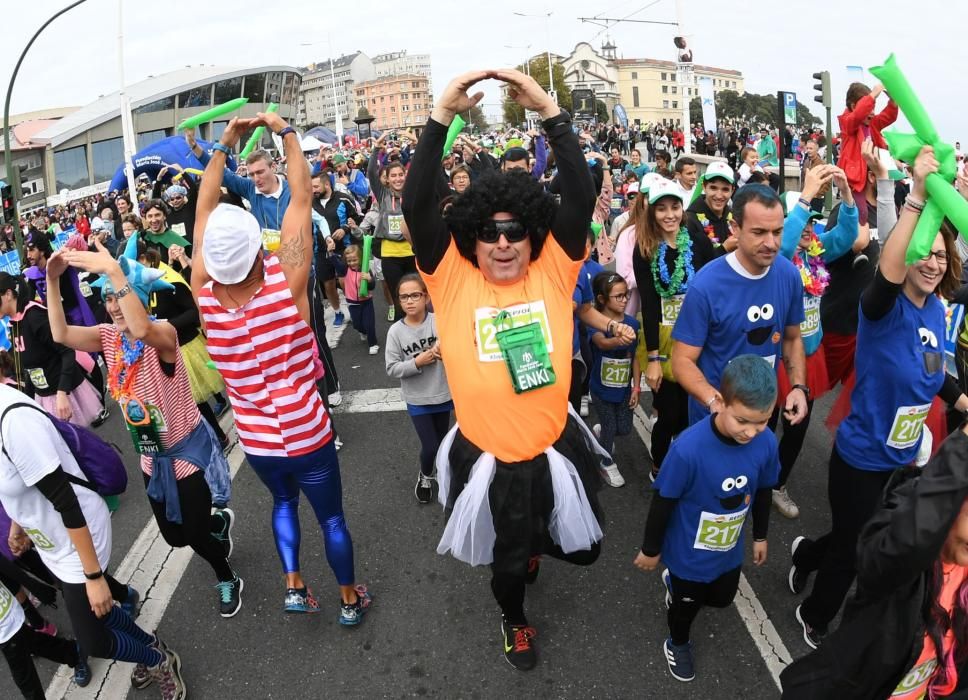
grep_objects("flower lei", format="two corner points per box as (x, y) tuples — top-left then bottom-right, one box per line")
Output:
(651, 227), (695, 298)
(108, 333), (146, 402)
(793, 233), (830, 297)
(695, 211), (733, 246)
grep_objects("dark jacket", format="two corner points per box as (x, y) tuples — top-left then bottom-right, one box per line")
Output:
(781, 430), (968, 699)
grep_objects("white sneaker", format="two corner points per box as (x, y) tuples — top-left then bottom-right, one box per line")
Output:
(599, 461), (625, 488)
(369, 345), (380, 355)
(592, 423), (601, 439)
(334, 435), (343, 451)
(360, 333), (367, 342)
(580, 395), (590, 417)
(328, 391), (342, 407)
(772, 486), (800, 519)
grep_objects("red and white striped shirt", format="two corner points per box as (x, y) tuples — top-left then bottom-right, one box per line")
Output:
(99, 325), (200, 479)
(198, 255), (331, 457)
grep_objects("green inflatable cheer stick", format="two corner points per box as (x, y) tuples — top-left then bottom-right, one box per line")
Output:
(441, 115), (466, 161)
(177, 97), (249, 131)
(239, 102), (279, 159)
(870, 54), (937, 144)
(358, 234), (374, 297)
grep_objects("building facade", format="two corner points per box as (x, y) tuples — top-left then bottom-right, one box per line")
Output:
(354, 74), (432, 131)
(372, 50), (432, 86)
(560, 41), (744, 127)
(297, 53), (375, 128)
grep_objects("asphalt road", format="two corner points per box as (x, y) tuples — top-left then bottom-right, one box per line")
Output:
(1, 294), (849, 700)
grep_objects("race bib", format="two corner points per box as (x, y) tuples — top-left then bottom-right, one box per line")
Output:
(661, 294), (685, 326)
(23, 527), (55, 551)
(262, 228), (281, 252)
(887, 403), (931, 450)
(601, 357), (631, 388)
(474, 301), (553, 363)
(387, 214), (404, 238)
(27, 367), (48, 390)
(610, 197), (623, 211)
(891, 657), (936, 698)
(801, 296), (821, 338)
(124, 401), (168, 455)
(171, 222), (187, 238)
(694, 507), (748, 552)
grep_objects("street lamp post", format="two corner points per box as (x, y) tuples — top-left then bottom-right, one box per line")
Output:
(513, 9), (555, 101)
(3, 0), (90, 255)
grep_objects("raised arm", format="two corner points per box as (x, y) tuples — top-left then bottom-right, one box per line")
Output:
(367, 135), (387, 201)
(44, 251), (102, 353)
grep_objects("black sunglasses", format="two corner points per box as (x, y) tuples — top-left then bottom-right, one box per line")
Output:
(478, 218), (529, 244)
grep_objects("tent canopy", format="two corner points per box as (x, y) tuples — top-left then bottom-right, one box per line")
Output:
(107, 136), (238, 192)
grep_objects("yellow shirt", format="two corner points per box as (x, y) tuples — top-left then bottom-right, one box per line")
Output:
(421, 236), (582, 462)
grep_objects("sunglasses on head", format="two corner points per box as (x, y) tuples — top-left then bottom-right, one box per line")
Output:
(477, 218), (529, 244)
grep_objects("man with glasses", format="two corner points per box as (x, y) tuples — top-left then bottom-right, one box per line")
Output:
(403, 68), (634, 672)
(153, 163), (199, 245)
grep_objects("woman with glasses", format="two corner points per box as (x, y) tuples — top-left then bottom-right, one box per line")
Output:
(43, 241), (242, 632)
(141, 199), (191, 270)
(631, 179), (718, 482)
(790, 145), (968, 651)
(402, 69), (634, 671)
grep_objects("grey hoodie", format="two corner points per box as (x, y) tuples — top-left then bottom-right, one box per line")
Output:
(384, 312), (452, 406)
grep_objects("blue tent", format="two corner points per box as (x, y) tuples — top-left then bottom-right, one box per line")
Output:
(107, 136), (237, 192)
(304, 126), (339, 145)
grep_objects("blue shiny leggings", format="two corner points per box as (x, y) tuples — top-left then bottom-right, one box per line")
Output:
(246, 440), (355, 585)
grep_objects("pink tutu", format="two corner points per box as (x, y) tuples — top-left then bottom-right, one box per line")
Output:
(35, 379), (104, 428)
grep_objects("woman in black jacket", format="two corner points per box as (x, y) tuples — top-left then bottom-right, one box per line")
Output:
(781, 425), (968, 699)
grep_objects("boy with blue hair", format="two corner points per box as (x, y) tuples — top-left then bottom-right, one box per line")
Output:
(634, 354), (780, 682)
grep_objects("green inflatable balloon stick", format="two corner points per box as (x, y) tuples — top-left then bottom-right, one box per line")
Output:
(441, 115), (466, 161)
(359, 234), (374, 297)
(177, 97), (249, 131)
(239, 103), (280, 159)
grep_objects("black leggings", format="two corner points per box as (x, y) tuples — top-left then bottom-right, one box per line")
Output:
(143, 471), (233, 582)
(775, 399), (815, 487)
(650, 380), (689, 472)
(381, 255), (417, 319)
(410, 411), (451, 477)
(197, 401), (227, 445)
(1, 622), (79, 700)
(667, 566), (742, 645)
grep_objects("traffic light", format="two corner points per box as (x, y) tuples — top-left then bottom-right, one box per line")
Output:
(1, 184), (13, 224)
(812, 71), (831, 109)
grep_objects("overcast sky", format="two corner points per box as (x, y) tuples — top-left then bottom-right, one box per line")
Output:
(3, 0), (963, 141)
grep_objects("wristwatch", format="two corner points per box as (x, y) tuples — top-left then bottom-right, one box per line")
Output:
(792, 383), (811, 400)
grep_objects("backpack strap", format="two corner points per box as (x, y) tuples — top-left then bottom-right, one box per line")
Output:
(0, 401), (97, 492)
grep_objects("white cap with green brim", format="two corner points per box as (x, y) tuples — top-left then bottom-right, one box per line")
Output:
(639, 172), (665, 194)
(648, 178), (686, 205)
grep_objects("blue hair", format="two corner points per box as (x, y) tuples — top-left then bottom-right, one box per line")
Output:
(721, 354), (777, 411)
(733, 184), (782, 227)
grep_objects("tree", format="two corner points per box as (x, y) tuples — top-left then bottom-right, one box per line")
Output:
(502, 56), (571, 126)
(356, 106), (371, 119)
(687, 89), (822, 131)
(596, 100), (609, 123)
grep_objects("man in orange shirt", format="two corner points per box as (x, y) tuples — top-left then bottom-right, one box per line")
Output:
(403, 69), (635, 671)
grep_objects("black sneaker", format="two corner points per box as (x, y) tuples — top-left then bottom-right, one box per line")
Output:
(91, 407), (110, 428)
(788, 536), (810, 595)
(525, 555), (541, 585)
(414, 473), (436, 504)
(215, 574), (243, 618)
(795, 604), (825, 650)
(211, 508), (235, 559)
(501, 618), (537, 671)
(663, 638), (695, 682)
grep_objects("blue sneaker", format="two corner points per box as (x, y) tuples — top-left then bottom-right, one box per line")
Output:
(213, 399), (229, 418)
(73, 646), (91, 687)
(338, 584), (372, 626)
(661, 568), (672, 610)
(121, 585), (140, 619)
(663, 638), (696, 682)
(284, 587), (320, 614)
(333, 311), (345, 327)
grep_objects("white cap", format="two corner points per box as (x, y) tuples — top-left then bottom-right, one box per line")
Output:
(648, 178), (686, 205)
(639, 172), (664, 194)
(202, 203), (263, 285)
(626, 181), (640, 194)
(703, 161), (735, 184)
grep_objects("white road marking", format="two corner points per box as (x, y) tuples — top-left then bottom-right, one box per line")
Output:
(631, 406), (791, 692)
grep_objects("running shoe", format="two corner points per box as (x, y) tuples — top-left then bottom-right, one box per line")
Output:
(339, 584), (372, 626)
(359, 333), (367, 342)
(501, 618), (537, 671)
(333, 311), (345, 327)
(649, 466), (660, 483)
(328, 390), (343, 408)
(211, 508), (235, 559)
(592, 423), (601, 439)
(369, 345), (380, 355)
(663, 638), (695, 682)
(795, 604), (825, 650)
(772, 487), (800, 519)
(599, 461), (626, 488)
(73, 646), (91, 688)
(661, 568), (673, 610)
(149, 646), (186, 700)
(213, 399), (229, 418)
(788, 536), (810, 595)
(579, 395), (590, 417)
(31, 620), (57, 636)
(121, 585), (140, 619)
(284, 587), (320, 614)
(334, 435), (344, 452)
(387, 307), (395, 322)
(131, 635), (168, 690)
(215, 574), (243, 618)
(852, 253), (869, 268)
(414, 472), (436, 504)
(91, 407), (110, 428)
(525, 555), (541, 585)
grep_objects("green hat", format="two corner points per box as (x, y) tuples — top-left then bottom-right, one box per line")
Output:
(332, 154), (347, 165)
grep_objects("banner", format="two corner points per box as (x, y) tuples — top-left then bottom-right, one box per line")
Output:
(612, 104), (629, 129)
(698, 77), (717, 133)
(572, 89), (596, 120)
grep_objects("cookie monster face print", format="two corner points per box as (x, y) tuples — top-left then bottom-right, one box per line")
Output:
(745, 303), (776, 346)
(918, 326), (942, 374)
(717, 474), (751, 510)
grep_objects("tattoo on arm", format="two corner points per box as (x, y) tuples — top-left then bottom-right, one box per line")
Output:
(276, 226), (307, 267)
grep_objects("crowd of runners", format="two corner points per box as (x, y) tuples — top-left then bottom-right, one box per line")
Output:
(0, 64), (967, 700)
